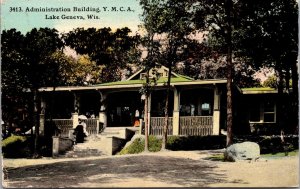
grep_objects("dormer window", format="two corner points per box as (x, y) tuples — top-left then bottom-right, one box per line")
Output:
(140, 73), (146, 79)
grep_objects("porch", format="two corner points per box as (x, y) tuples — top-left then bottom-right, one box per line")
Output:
(149, 116), (213, 136)
(39, 79), (225, 137)
(47, 116), (214, 138)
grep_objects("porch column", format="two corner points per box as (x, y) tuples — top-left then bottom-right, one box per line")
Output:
(173, 88), (180, 135)
(213, 86), (221, 135)
(72, 92), (80, 128)
(39, 96), (46, 136)
(99, 91), (107, 128)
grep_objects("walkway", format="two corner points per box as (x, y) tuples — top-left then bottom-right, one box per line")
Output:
(3, 150), (299, 188)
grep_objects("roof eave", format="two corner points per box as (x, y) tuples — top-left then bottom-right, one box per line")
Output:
(39, 79), (227, 92)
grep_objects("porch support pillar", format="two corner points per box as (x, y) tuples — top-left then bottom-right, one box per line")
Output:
(72, 92), (80, 128)
(99, 91), (107, 129)
(39, 96), (46, 136)
(213, 86), (221, 135)
(173, 88), (180, 135)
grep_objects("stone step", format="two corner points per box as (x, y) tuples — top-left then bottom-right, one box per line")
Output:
(59, 127), (137, 158)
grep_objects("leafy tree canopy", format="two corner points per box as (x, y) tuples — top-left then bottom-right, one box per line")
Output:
(63, 27), (141, 82)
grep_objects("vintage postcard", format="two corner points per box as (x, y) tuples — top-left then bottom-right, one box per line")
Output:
(1, 0), (299, 188)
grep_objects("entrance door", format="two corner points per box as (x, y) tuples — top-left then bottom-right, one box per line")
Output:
(107, 91), (143, 127)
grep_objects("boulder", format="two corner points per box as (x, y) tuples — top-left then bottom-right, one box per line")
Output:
(224, 142), (260, 162)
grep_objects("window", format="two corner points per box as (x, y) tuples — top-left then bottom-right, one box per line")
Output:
(249, 104), (260, 122)
(140, 73), (146, 79)
(201, 103), (211, 116)
(249, 101), (276, 123)
(263, 101), (276, 122)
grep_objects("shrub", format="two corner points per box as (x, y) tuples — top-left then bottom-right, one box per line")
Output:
(166, 136), (226, 150)
(119, 135), (227, 155)
(2, 135), (32, 158)
(119, 136), (162, 155)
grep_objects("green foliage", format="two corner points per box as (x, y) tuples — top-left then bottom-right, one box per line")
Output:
(2, 135), (27, 148)
(48, 52), (103, 86)
(2, 135), (31, 158)
(119, 136), (162, 155)
(166, 136), (226, 151)
(119, 135), (227, 155)
(63, 27), (141, 82)
(205, 154), (225, 162)
(263, 75), (292, 89)
(263, 75), (278, 88)
(261, 150), (298, 158)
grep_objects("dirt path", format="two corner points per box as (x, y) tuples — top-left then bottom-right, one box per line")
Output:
(2, 150), (299, 188)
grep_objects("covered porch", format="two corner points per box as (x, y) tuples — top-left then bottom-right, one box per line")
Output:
(146, 84), (223, 136)
(39, 78), (226, 137)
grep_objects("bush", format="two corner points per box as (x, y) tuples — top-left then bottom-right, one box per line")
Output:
(166, 136), (226, 150)
(119, 136), (162, 155)
(233, 135), (299, 154)
(2, 135), (32, 158)
(119, 135), (227, 155)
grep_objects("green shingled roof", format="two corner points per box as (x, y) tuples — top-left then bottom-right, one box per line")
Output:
(96, 76), (193, 86)
(241, 87), (276, 91)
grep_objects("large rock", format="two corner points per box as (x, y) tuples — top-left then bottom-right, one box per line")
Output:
(224, 142), (260, 162)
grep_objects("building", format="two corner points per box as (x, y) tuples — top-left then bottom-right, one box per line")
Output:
(38, 65), (296, 137)
(39, 65), (227, 137)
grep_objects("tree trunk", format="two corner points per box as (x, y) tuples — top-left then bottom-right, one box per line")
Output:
(277, 68), (284, 133)
(144, 70), (150, 152)
(162, 63), (172, 150)
(33, 88), (40, 157)
(144, 94), (149, 152)
(284, 67), (290, 92)
(225, 0), (233, 147)
(291, 58), (298, 133)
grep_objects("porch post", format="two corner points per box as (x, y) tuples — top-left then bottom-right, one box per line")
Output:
(72, 92), (80, 128)
(39, 96), (46, 136)
(173, 88), (180, 135)
(213, 86), (221, 135)
(99, 91), (107, 128)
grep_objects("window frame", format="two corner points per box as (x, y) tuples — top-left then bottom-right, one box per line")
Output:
(249, 101), (276, 124)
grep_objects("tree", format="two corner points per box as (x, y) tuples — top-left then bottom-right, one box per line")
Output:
(1, 28), (64, 156)
(190, 0), (235, 146)
(63, 27), (140, 83)
(140, 0), (194, 150)
(23, 28), (64, 157)
(46, 52), (103, 86)
(234, 0), (298, 132)
(1, 29), (29, 134)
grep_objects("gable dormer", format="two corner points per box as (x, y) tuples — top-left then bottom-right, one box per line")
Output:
(127, 65), (180, 81)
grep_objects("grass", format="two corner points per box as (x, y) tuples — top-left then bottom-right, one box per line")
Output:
(261, 150), (298, 158)
(204, 150), (299, 162)
(204, 154), (224, 161)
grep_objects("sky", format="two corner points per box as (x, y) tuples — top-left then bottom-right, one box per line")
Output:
(1, 0), (143, 34)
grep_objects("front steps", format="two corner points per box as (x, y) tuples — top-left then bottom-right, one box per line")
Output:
(60, 127), (138, 158)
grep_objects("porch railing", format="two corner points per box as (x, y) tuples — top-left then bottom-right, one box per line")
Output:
(49, 119), (73, 137)
(150, 117), (173, 135)
(179, 116), (213, 136)
(86, 118), (100, 135)
(48, 118), (101, 137)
